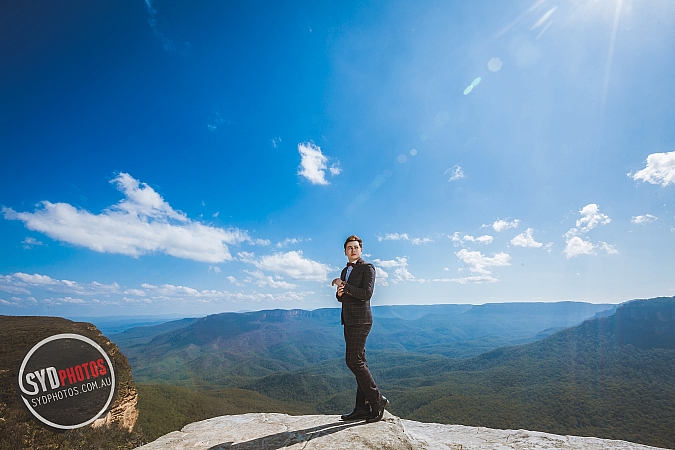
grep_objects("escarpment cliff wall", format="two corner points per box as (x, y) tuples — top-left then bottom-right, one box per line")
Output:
(0, 316), (143, 449)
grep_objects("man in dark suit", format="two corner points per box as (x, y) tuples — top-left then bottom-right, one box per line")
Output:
(331, 235), (388, 422)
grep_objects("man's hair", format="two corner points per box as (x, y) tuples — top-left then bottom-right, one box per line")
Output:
(344, 235), (363, 249)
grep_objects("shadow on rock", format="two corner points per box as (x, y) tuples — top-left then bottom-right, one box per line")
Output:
(206, 420), (366, 449)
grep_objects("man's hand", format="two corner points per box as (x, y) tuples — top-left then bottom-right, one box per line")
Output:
(332, 278), (345, 297)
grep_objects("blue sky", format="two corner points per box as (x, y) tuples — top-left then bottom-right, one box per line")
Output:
(1, 0), (674, 317)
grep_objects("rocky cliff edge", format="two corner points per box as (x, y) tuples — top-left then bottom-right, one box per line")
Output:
(136, 412), (665, 450)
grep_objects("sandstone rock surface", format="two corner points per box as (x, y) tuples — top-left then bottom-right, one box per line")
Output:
(136, 412), (664, 450)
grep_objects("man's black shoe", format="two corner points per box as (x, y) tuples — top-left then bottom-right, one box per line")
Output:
(341, 408), (370, 421)
(366, 396), (388, 423)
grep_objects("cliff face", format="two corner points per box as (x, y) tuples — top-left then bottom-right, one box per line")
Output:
(0, 315), (144, 450)
(92, 371), (139, 432)
(136, 412), (666, 450)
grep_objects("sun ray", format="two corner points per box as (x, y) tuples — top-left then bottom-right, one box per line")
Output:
(531, 6), (557, 30)
(535, 19), (554, 41)
(493, 0), (547, 39)
(602, 0), (624, 108)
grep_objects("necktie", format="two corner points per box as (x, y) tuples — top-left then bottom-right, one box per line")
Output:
(345, 262), (355, 282)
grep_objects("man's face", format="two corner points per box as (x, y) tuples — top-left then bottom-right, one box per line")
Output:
(344, 241), (362, 262)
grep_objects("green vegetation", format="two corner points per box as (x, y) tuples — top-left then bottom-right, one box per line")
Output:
(126, 298), (675, 449)
(136, 384), (314, 441)
(6, 301), (665, 447)
(390, 342), (675, 449)
(116, 303), (614, 385)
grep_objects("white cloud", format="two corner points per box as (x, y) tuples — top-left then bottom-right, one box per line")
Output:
(510, 228), (543, 248)
(377, 233), (409, 242)
(599, 242), (619, 255)
(373, 257), (415, 284)
(124, 289), (146, 297)
(58, 296), (86, 304)
(485, 219), (520, 232)
(0, 271), (319, 307)
(297, 142), (340, 185)
(329, 163), (342, 176)
(253, 250), (332, 282)
(576, 204), (611, 232)
(0, 273), (121, 298)
(208, 266), (221, 273)
(244, 270), (297, 289)
(377, 233), (434, 245)
(373, 258), (403, 269)
(144, 0), (191, 54)
(374, 266), (389, 285)
(276, 237), (301, 247)
(113, 173), (187, 221)
(141, 282), (291, 302)
(0, 294), (38, 307)
(225, 276), (244, 287)
(0, 275), (31, 295)
(237, 251), (256, 264)
(411, 237), (433, 245)
(564, 236), (595, 258)
(445, 165), (465, 181)
(451, 275), (498, 284)
(631, 214), (657, 224)
(563, 204), (613, 258)
(454, 249), (511, 276)
(22, 237), (43, 249)
(2, 173), (250, 263)
(630, 151), (675, 187)
(450, 232), (493, 246)
(463, 234), (494, 244)
(449, 232), (462, 245)
(138, 282), (313, 303)
(13, 272), (60, 286)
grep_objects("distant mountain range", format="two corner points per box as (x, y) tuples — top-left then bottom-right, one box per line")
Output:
(112, 302), (615, 384)
(67, 314), (190, 335)
(109, 298), (675, 448)
(387, 296), (675, 448)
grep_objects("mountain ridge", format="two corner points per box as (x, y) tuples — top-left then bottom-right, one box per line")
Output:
(114, 301), (615, 385)
(125, 297), (675, 448)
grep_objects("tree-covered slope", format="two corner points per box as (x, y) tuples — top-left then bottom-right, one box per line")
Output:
(390, 297), (675, 448)
(115, 302), (614, 385)
(192, 297), (674, 447)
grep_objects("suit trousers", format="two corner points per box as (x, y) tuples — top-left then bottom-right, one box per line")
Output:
(344, 323), (382, 408)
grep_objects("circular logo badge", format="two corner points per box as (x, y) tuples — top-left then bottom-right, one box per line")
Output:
(17, 333), (117, 430)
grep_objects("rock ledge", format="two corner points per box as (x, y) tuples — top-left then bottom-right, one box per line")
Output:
(136, 412), (663, 450)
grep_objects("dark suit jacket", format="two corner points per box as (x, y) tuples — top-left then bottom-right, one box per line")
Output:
(338, 258), (375, 326)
